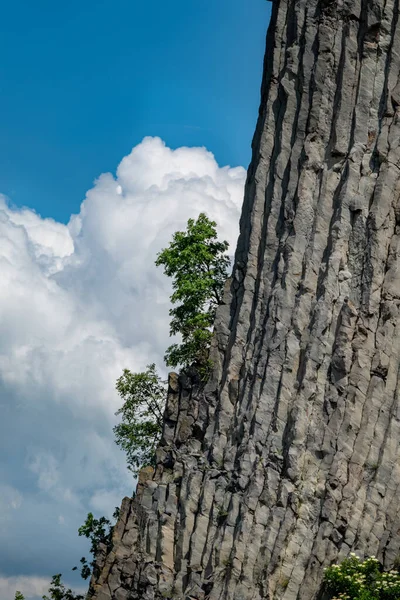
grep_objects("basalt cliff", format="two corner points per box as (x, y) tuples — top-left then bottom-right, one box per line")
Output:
(87, 1), (400, 598)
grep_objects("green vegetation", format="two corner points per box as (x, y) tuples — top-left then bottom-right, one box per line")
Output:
(14, 213), (229, 600)
(156, 212), (229, 372)
(112, 213), (229, 473)
(324, 554), (400, 599)
(42, 574), (84, 600)
(73, 507), (120, 580)
(14, 573), (83, 599)
(113, 364), (165, 474)
(279, 577), (289, 589)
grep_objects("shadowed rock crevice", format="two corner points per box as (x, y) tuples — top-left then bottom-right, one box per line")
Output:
(88, 1), (400, 598)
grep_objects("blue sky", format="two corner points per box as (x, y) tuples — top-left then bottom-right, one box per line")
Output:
(1, 0), (270, 223)
(0, 1), (271, 599)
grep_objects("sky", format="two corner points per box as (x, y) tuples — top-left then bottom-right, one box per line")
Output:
(0, 1), (271, 599)
(1, 0), (270, 223)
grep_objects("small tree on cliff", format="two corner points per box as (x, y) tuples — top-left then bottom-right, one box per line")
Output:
(113, 364), (165, 474)
(112, 215), (228, 475)
(155, 212), (230, 372)
(73, 507), (120, 580)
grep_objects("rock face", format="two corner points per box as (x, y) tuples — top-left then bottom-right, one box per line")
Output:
(88, 1), (400, 599)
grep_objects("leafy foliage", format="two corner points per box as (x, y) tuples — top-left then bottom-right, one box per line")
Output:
(42, 574), (83, 600)
(37, 215), (228, 600)
(113, 364), (165, 473)
(112, 215), (227, 476)
(155, 212), (230, 372)
(14, 593), (25, 600)
(72, 557), (91, 581)
(78, 512), (112, 554)
(74, 507), (120, 580)
(324, 554), (400, 600)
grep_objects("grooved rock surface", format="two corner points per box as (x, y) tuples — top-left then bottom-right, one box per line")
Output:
(88, 1), (400, 598)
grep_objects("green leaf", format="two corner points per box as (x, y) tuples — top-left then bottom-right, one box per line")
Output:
(155, 212), (229, 370)
(41, 574), (84, 600)
(323, 554), (400, 600)
(113, 364), (166, 474)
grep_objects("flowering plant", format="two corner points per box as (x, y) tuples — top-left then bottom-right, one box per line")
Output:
(324, 554), (400, 599)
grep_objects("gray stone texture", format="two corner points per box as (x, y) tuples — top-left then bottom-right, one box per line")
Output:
(88, 0), (400, 598)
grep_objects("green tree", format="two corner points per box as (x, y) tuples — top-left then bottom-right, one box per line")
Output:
(42, 574), (83, 600)
(14, 592), (25, 600)
(113, 364), (165, 474)
(112, 216), (228, 475)
(155, 212), (230, 372)
(74, 507), (120, 580)
(324, 553), (400, 599)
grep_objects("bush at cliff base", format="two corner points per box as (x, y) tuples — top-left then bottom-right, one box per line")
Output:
(324, 554), (400, 599)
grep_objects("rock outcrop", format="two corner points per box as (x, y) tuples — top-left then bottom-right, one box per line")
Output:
(88, 0), (400, 598)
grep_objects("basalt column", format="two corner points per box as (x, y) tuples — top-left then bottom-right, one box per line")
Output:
(88, 1), (400, 599)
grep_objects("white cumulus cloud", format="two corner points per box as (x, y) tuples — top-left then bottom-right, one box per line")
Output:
(0, 137), (245, 599)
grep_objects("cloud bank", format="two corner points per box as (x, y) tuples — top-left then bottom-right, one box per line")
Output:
(0, 137), (245, 600)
